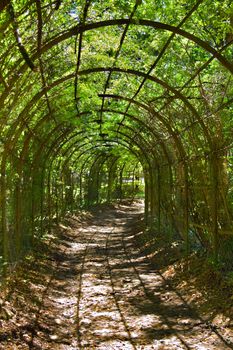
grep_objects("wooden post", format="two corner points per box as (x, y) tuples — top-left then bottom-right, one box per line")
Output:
(210, 152), (219, 261)
(1, 167), (8, 271)
(144, 171), (149, 225)
(183, 161), (189, 256)
(157, 166), (161, 234)
(15, 176), (22, 260)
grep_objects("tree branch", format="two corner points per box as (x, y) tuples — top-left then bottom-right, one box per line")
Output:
(0, 0), (10, 12)
(8, 2), (36, 72)
(55, 0), (62, 10)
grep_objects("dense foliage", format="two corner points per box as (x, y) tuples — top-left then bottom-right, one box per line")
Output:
(0, 0), (233, 272)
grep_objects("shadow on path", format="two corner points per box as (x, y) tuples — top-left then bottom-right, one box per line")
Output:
(0, 201), (233, 349)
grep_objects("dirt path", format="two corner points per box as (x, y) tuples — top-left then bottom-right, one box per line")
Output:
(1, 202), (233, 349)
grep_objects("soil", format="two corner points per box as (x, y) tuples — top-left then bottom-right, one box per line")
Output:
(0, 201), (233, 349)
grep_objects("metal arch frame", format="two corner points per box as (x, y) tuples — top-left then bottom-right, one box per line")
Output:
(6, 18), (232, 83)
(1, 59), (215, 185)
(12, 104), (172, 216)
(0, 84), (190, 252)
(0, 12), (228, 159)
(98, 94), (188, 162)
(68, 139), (151, 218)
(46, 127), (152, 186)
(1, 0), (227, 105)
(3, 66), (212, 149)
(26, 104), (173, 169)
(33, 125), (151, 195)
(8, 97), (180, 236)
(0, 2), (231, 264)
(47, 132), (151, 181)
(0, 7), (230, 179)
(46, 133), (151, 219)
(13, 95), (171, 183)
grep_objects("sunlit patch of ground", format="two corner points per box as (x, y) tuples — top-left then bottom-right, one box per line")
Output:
(0, 201), (233, 349)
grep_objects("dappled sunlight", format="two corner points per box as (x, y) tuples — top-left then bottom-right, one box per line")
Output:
(0, 203), (233, 349)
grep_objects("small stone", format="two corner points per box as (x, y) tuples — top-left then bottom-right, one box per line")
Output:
(49, 334), (59, 341)
(55, 318), (62, 325)
(22, 333), (31, 342)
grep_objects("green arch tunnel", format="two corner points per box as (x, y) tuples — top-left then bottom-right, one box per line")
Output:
(0, 0), (233, 268)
